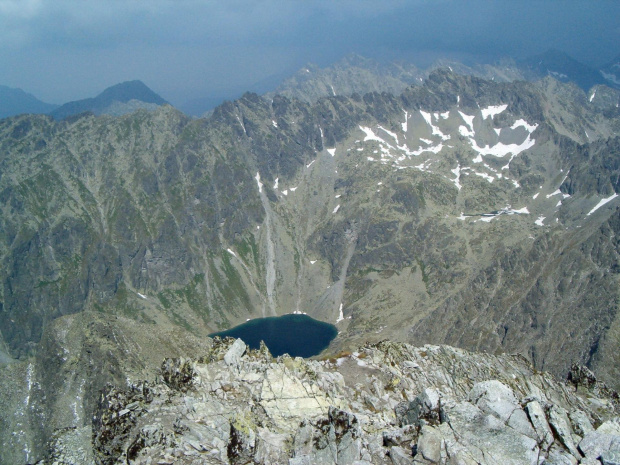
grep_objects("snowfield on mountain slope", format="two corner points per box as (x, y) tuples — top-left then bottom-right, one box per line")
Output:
(356, 106), (537, 185)
(265, 103), (585, 228)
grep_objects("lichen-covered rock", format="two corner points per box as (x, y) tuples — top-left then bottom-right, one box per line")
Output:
(161, 357), (198, 393)
(395, 388), (442, 428)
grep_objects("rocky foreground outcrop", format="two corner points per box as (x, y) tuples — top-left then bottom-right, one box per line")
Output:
(43, 339), (619, 465)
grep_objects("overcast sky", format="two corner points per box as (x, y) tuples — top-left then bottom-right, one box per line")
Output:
(1, 0), (618, 106)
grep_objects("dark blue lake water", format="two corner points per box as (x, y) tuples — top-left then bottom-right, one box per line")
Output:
(209, 314), (338, 358)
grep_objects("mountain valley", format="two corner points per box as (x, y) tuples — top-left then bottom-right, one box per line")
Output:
(0, 66), (620, 463)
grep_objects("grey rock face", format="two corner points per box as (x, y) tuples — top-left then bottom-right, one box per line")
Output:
(526, 400), (555, 450)
(601, 449), (620, 465)
(223, 339), (247, 368)
(579, 431), (620, 462)
(36, 339), (614, 465)
(549, 405), (581, 458)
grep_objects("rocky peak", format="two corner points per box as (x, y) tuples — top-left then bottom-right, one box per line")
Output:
(42, 339), (620, 464)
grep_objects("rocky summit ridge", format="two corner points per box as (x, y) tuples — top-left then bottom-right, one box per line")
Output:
(1, 69), (620, 463)
(45, 339), (620, 464)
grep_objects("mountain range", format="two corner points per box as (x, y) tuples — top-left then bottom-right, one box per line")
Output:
(1, 55), (620, 463)
(2, 49), (620, 120)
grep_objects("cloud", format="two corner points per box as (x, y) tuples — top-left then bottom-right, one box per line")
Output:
(0, 0), (618, 104)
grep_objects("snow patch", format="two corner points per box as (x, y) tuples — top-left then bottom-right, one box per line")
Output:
(474, 171), (494, 183)
(511, 119), (538, 133)
(451, 164), (462, 190)
(272, 120), (278, 128)
(459, 125), (475, 138)
(477, 206), (530, 222)
(586, 193), (619, 216)
(227, 248), (236, 257)
(327, 148), (336, 157)
(336, 303), (344, 323)
(360, 125), (390, 145)
(407, 143), (444, 157)
(137, 292), (147, 300)
(333, 204), (340, 214)
(535, 216), (545, 226)
(420, 110), (450, 140)
(273, 178), (279, 190)
(470, 134), (536, 158)
(420, 110), (433, 127)
(378, 125), (399, 142)
(458, 111), (475, 131)
(255, 172), (263, 193)
(481, 104), (507, 119)
(414, 160), (432, 172)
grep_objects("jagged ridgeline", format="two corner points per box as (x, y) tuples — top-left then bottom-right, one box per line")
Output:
(0, 69), (620, 463)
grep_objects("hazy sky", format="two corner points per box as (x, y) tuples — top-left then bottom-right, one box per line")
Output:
(1, 0), (618, 106)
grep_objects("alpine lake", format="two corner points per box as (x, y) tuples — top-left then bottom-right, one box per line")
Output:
(209, 314), (338, 358)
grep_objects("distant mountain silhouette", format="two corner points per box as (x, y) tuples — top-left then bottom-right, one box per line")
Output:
(518, 49), (609, 90)
(0, 85), (58, 119)
(50, 80), (168, 120)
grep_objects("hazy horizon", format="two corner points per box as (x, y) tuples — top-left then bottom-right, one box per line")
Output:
(1, 0), (618, 107)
